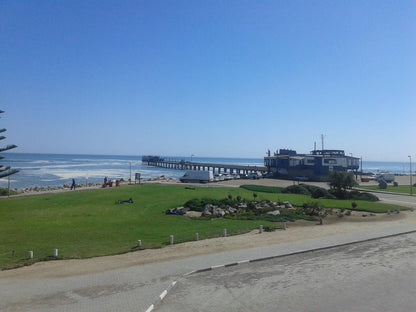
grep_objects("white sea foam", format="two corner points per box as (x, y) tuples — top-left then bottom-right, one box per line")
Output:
(0, 178), (17, 187)
(30, 160), (52, 164)
(39, 168), (131, 180)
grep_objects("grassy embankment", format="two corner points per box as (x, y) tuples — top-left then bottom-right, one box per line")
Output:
(360, 184), (416, 194)
(0, 184), (406, 269)
(240, 185), (406, 212)
(359, 185), (414, 195)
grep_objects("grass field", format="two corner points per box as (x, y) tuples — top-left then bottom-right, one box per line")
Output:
(359, 185), (415, 195)
(0, 184), (407, 269)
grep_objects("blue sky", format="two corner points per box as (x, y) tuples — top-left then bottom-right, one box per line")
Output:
(1, 0), (415, 161)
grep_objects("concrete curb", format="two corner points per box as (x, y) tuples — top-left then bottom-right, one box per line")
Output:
(353, 187), (415, 197)
(184, 229), (416, 276)
(144, 228), (416, 312)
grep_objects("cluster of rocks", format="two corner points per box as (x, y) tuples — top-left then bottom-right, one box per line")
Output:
(22, 183), (102, 193)
(12, 176), (179, 194)
(169, 200), (295, 218)
(146, 175), (178, 182)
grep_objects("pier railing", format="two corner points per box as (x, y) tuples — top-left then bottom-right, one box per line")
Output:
(142, 158), (267, 175)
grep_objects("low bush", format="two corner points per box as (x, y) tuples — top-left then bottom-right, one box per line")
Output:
(263, 225), (278, 232)
(184, 197), (244, 211)
(0, 188), (19, 196)
(283, 184), (336, 199)
(282, 185), (311, 195)
(345, 190), (379, 202)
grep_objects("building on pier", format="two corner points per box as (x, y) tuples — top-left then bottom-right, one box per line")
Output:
(264, 149), (360, 181)
(141, 155), (164, 165)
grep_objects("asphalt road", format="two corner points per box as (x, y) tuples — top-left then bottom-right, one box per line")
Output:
(156, 233), (416, 312)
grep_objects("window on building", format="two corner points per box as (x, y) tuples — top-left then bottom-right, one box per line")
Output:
(323, 158), (337, 165)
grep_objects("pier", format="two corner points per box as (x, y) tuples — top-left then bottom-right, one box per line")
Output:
(142, 157), (268, 175)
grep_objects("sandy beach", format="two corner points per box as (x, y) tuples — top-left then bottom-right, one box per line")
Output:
(2, 176), (415, 280)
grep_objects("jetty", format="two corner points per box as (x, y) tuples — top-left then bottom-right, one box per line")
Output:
(142, 156), (267, 175)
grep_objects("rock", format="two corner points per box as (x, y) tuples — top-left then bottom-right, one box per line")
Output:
(237, 203), (247, 209)
(213, 208), (225, 217)
(267, 210), (280, 216)
(185, 211), (202, 218)
(175, 206), (190, 214)
(228, 207), (236, 214)
(283, 201), (293, 208)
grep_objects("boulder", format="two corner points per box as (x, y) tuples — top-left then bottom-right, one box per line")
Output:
(283, 201), (293, 208)
(185, 211), (202, 218)
(267, 210), (280, 216)
(213, 208), (225, 217)
(237, 203), (247, 209)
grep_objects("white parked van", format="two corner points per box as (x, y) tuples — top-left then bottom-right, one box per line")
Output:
(180, 171), (213, 183)
(376, 172), (395, 183)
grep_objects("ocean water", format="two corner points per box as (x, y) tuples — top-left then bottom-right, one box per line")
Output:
(0, 153), (264, 189)
(0, 153), (413, 190)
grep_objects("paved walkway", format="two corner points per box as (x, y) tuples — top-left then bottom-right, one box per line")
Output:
(2, 223), (416, 312)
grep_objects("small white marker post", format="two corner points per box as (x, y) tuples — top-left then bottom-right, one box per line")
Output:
(195, 233), (199, 241)
(223, 228), (227, 237)
(137, 240), (142, 249)
(170, 235), (174, 245)
(53, 249), (58, 257)
(28, 251), (33, 259)
(259, 225), (263, 233)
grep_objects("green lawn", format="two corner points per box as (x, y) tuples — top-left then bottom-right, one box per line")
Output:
(0, 184), (407, 269)
(359, 185), (415, 195)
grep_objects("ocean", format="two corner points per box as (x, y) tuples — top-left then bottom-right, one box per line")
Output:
(0, 153), (413, 190)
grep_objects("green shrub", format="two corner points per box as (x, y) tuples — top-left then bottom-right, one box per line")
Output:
(310, 187), (336, 199)
(282, 185), (311, 195)
(183, 198), (205, 211)
(0, 188), (19, 196)
(349, 191), (379, 202)
(283, 184), (336, 199)
(184, 198), (229, 211)
(264, 225), (278, 232)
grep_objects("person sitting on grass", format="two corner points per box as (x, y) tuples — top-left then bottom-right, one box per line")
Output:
(116, 198), (133, 204)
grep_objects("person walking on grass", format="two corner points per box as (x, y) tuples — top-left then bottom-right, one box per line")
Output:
(71, 178), (76, 190)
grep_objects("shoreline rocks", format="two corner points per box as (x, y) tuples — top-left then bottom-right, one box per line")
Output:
(2, 175), (180, 196)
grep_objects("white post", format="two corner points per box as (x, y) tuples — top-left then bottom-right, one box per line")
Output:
(170, 235), (174, 245)
(259, 225), (263, 233)
(53, 249), (58, 257)
(223, 228), (227, 237)
(283, 222), (287, 230)
(195, 233), (199, 241)
(129, 161), (132, 185)
(137, 240), (142, 248)
(8, 168), (10, 198)
(28, 251), (33, 259)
